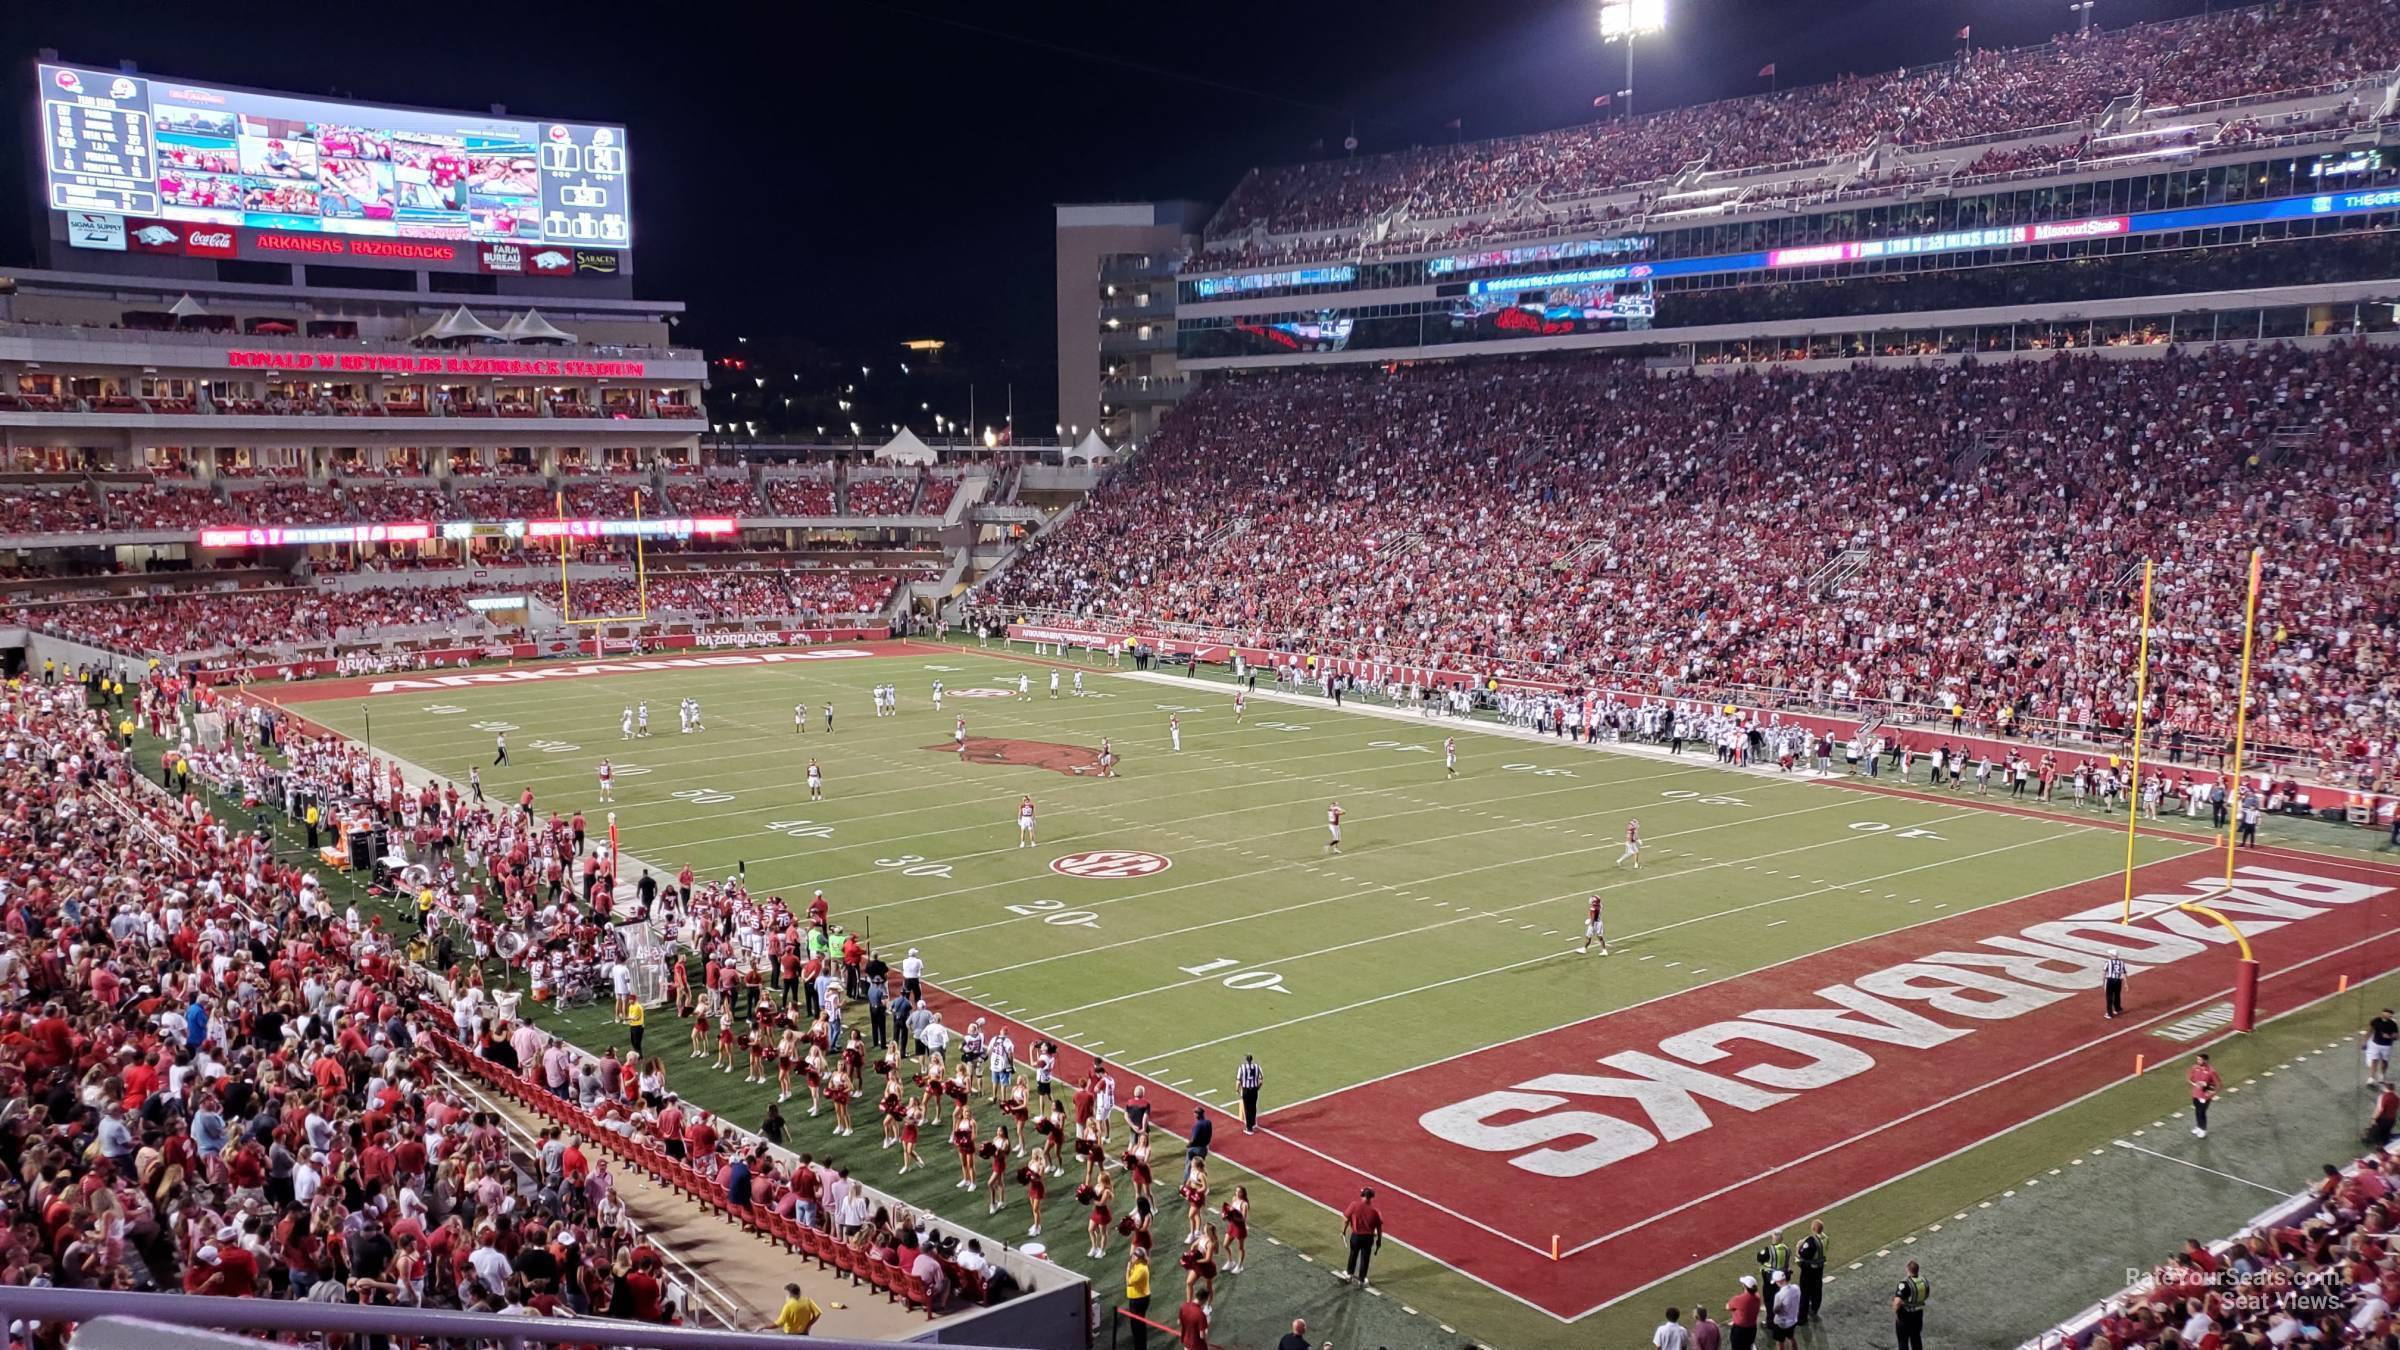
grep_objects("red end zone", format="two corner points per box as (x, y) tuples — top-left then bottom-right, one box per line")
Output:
(1261, 849), (2400, 1319)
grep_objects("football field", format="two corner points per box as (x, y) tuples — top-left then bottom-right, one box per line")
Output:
(268, 639), (2400, 1338)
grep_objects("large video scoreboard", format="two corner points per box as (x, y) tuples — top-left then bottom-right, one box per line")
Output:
(37, 62), (631, 276)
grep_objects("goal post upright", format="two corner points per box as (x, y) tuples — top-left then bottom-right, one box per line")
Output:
(2167, 546), (2264, 1030)
(558, 483), (652, 656)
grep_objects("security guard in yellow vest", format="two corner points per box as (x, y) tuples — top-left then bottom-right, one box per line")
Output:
(1893, 1259), (1929, 1350)
(305, 802), (322, 852)
(1754, 1232), (1790, 1302)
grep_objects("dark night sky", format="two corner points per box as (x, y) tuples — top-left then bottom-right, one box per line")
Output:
(0, 0), (2231, 422)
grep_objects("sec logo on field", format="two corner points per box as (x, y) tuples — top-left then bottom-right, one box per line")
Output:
(1050, 850), (1173, 879)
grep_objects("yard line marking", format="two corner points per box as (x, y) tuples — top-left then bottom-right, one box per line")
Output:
(2111, 1140), (2289, 1194)
(1766, 919), (1787, 928)
(1257, 829), (2192, 1113)
(1102, 818), (2080, 1047)
(928, 793), (1893, 957)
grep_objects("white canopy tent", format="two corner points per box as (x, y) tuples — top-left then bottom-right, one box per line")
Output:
(500, 310), (577, 344)
(168, 293), (208, 319)
(418, 306), (506, 343)
(1067, 429), (1114, 465)
(873, 427), (937, 466)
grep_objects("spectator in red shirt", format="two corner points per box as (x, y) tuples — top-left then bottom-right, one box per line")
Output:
(1726, 1275), (1764, 1350)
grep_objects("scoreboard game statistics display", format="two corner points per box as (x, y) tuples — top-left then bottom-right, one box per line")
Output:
(37, 63), (629, 258)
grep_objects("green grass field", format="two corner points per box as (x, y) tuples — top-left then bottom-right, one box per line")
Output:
(262, 641), (2399, 1349)
(294, 646), (2200, 1098)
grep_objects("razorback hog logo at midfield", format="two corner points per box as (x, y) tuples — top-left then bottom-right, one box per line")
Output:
(1419, 865), (2391, 1178)
(927, 737), (1100, 775)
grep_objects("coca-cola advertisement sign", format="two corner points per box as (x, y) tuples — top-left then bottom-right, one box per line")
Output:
(181, 225), (238, 258)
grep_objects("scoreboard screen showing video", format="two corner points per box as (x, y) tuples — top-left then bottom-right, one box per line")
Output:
(37, 63), (630, 253)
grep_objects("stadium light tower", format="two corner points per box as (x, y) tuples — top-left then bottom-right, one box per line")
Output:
(1599, 0), (1667, 118)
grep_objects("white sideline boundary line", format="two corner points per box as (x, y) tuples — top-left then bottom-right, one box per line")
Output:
(2111, 1140), (2290, 1195)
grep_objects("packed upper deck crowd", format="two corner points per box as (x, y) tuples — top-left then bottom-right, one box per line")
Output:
(1196, 0), (2400, 253)
(981, 341), (2400, 785)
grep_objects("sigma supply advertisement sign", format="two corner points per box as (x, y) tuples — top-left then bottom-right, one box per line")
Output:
(38, 62), (630, 276)
(64, 211), (124, 250)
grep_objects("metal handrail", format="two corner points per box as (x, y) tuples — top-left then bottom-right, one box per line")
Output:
(0, 1286), (965, 1350)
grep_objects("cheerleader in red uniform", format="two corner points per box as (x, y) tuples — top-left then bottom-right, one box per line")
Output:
(1001, 1083), (1031, 1154)
(951, 1105), (978, 1190)
(802, 1043), (827, 1117)
(672, 957), (694, 1019)
(879, 1082), (905, 1150)
(1123, 1137), (1153, 1209)
(945, 1063), (973, 1106)
(1033, 1100), (1066, 1175)
(1075, 1116), (1104, 1189)
(1021, 1146), (1049, 1237)
(689, 1006), (710, 1060)
(982, 1124), (1012, 1214)
(898, 1101), (925, 1174)
(826, 1066), (855, 1137)
(1179, 1157), (1210, 1249)
(1118, 1194), (1154, 1255)
(1180, 1219), (1219, 1306)
(840, 1035), (865, 1081)
(776, 1028), (800, 1102)
(713, 1014), (737, 1074)
(1083, 1171), (1115, 1260)
(744, 1019), (769, 1084)
(875, 1043), (901, 1089)
(1222, 1186), (1249, 1273)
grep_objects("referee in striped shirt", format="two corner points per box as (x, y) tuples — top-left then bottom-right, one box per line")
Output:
(1237, 1055), (1265, 1133)
(2103, 950), (2129, 1019)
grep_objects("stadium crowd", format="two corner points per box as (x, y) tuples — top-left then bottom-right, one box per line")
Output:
(983, 341), (2400, 784)
(762, 477), (839, 516)
(0, 675), (711, 1324)
(29, 588), (479, 657)
(844, 477), (919, 517)
(1201, 0), (2400, 244)
(666, 476), (763, 516)
(564, 570), (899, 622)
(0, 487), (107, 535)
(2097, 1144), (2400, 1347)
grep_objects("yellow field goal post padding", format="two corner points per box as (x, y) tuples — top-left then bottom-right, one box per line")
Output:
(557, 485), (651, 625)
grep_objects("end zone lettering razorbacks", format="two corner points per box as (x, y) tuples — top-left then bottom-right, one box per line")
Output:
(1419, 865), (2389, 1178)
